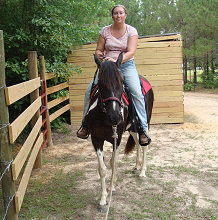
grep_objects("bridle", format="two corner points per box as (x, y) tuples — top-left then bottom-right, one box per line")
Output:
(98, 67), (124, 113)
(98, 90), (123, 113)
(95, 57), (124, 114)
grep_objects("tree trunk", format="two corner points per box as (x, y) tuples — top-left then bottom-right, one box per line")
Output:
(211, 50), (215, 75)
(0, 30), (18, 220)
(203, 54), (206, 88)
(183, 56), (188, 84)
(193, 56), (197, 84)
(206, 52), (209, 80)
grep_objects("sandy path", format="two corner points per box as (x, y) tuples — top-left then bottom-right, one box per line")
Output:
(30, 91), (218, 219)
(184, 92), (218, 129)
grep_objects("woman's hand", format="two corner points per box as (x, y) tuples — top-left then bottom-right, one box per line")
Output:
(105, 57), (117, 62)
(96, 50), (105, 60)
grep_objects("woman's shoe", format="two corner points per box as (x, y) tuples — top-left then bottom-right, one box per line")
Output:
(77, 126), (89, 139)
(139, 132), (151, 146)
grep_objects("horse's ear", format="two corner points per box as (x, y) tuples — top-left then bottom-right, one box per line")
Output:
(116, 52), (123, 68)
(94, 54), (101, 68)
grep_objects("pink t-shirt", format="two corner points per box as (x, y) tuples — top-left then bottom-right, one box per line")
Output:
(100, 24), (138, 60)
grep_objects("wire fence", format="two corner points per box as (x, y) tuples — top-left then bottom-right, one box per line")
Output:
(0, 160), (13, 182)
(0, 160), (14, 220)
(0, 187), (3, 220)
(0, 123), (10, 130)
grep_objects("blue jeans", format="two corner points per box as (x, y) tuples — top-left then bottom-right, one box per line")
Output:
(82, 59), (148, 132)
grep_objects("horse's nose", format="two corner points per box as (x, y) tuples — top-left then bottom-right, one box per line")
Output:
(107, 111), (120, 125)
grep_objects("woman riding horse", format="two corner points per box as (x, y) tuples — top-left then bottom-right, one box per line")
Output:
(77, 4), (151, 146)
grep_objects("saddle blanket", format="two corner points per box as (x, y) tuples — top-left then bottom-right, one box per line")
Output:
(90, 75), (152, 106)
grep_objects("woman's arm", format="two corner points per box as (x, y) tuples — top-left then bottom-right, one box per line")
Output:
(95, 35), (105, 60)
(122, 35), (138, 62)
(105, 35), (138, 63)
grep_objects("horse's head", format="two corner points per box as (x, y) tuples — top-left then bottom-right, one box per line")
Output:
(94, 53), (124, 126)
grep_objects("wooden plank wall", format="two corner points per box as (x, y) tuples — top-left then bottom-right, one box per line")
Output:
(68, 33), (184, 125)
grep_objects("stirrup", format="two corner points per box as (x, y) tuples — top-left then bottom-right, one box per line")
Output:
(76, 125), (89, 139)
(139, 132), (151, 146)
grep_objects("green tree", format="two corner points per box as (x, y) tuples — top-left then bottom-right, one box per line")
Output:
(138, 0), (217, 87)
(0, 0), (114, 84)
(0, 0), (114, 123)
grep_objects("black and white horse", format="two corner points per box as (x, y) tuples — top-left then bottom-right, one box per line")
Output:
(84, 53), (154, 208)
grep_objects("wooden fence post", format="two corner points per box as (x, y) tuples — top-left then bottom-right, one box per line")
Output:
(39, 56), (53, 147)
(0, 30), (18, 220)
(28, 51), (42, 169)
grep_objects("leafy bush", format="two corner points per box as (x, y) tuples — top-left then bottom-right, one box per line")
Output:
(204, 73), (218, 89)
(184, 82), (194, 91)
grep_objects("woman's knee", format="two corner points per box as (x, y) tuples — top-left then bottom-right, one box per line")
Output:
(130, 86), (143, 98)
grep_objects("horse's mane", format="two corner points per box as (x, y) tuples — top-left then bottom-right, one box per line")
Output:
(98, 61), (124, 90)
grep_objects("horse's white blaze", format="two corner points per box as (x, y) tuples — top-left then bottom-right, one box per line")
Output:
(121, 105), (124, 120)
(96, 149), (107, 206)
(112, 101), (116, 111)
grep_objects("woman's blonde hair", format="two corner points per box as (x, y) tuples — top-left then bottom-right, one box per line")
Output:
(111, 5), (127, 15)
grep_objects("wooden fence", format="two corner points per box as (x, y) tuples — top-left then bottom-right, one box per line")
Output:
(1, 48), (43, 219)
(46, 72), (70, 123)
(68, 33), (184, 125)
(0, 30), (70, 219)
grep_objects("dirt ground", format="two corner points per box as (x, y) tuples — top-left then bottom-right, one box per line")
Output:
(41, 91), (218, 219)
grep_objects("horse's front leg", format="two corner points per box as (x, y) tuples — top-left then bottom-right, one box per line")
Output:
(96, 149), (107, 206)
(91, 136), (107, 207)
(110, 145), (120, 192)
(130, 132), (142, 170)
(135, 143), (143, 170)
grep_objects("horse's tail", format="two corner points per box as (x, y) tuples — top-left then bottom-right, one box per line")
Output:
(125, 134), (135, 154)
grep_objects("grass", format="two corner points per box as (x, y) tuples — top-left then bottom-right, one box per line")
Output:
(18, 169), (90, 219)
(122, 165), (218, 220)
(185, 69), (218, 92)
(184, 113), (201, 124)
(1, 161), (217, 220)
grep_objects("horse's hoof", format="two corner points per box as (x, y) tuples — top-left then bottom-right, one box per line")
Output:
(132, 169), (137, 174)
(139, 172), (146, 178)
(99, 205), (107, 213)
(132, 167), (139, 174)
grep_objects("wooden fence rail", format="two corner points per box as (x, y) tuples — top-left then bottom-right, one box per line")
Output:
(0, 30), (70, 219)
(1, 55), (43, 218)
(44, 71), (70, 123)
